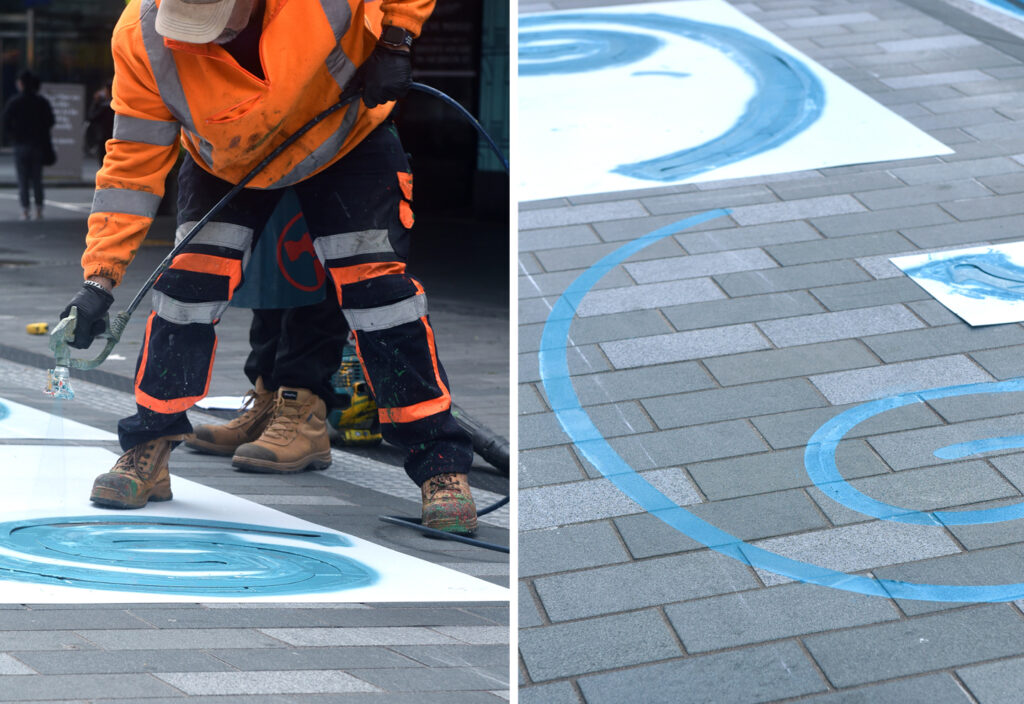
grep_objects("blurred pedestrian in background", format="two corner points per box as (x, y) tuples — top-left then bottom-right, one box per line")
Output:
(1, 70), (55, 220)
(85, 82), (114, 166)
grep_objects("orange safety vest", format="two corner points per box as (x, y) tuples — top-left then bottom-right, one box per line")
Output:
(83, 0), (434, 287)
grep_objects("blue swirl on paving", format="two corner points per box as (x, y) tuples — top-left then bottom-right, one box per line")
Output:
(0, 516), (377, 595)
(519, 12), (826, 183)
(539, 211), (1024, 602)
(0, 402), (9, 424)
(979, 0), (1024, 17)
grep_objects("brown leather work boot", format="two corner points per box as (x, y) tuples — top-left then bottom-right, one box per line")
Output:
(421, 473), (477, 535)
(185, 378), (275, 456)
(232, 387), (333, 473)
(90, 434), (184, 509)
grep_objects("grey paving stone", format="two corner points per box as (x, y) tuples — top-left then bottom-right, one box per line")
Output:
(533, 551), (759, 622)
(943, 498), (1024, 551)
(601, 324), (772, 368)
(344, 667), (505, 692)
(519, 296), (555, 326)
(640, 185), (777, 215)
(810, 205), (954, 238)
(522, 311), (671, 351)
(390, 644), (507, 670)
(431, 627), (508, 645)
(664, 291), (826, 332)
(10, 649), (228, 675)
(759, 304), (925, 347)
(767, 171), (900, 200)
(608, 420), (770, 468)
(259, 627), (462, 647)
(519, 201), (648, 230)
(958, 655), (1024, 703)
(520, 610), (681, 682)
(534, 236), (684, 274)
(576, 641), (826, 704)
(154, 670), (379, 695)
(520, 469), (701, 531)
(666, 581), (898, 653)
(970, 344), (1024, 380)
(993, 454), (1024, 495)
(207, 646), (420, 672)
(0, 653), (33, 675)
(519, 343), (612, 385)
(752, 521), (961, 587)
(0, 631), (98, 651)
(642, 379), (827, 429)
(690, 488), (830, 541)
(519, 582), (543, 629)
(688, 442), (889, 501)
(892, 156), (1024, 185)
(907, 299), (963, 326)
(518, 266), (634, 300)
(613, 512), (704, 559)
(519, 402), (652, 450)
(677, 220), (822, 254)
(715, 261), (872, 297)
(846, 460), (1018, 513)
(592, 211), (734, 243)
(855, 180), (992, 210)
(74, 628), (282, 650)
(976, 171), (1024, 194)
(765, 232), (914, 266)
(519, 446), (586, 489)
(804, 605), (1024, 688)
(0, 673), (183, 700)
(881, 69), (994, 89)
(518, 681), (581, 704)
(729, 195), (866, 226)
(792, 674), (973, 703)
(0, 610), (151, 631)
(810, 355), (993, 404)
(810, 277), (930, 311)
(519, 225), (599, 252)
(943, 192), (1024, 220)
(703, 340), (876, 387)
(520, 384), (547, 415)
(574, 279), (725, 317)
(868, 413), (1024, 470)
(872, 544), (1024, 603)
(927, 388), (1024, 423)
(567, 361), (716, 406)
(901, 214), (1024, 248)
(520, 522), (630, 578)
(624, 248), (777, 284)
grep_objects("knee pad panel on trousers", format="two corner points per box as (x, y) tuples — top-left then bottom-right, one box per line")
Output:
(134, 312), (217, 415)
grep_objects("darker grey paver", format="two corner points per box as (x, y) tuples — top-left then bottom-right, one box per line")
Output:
(868, 413), (1024, 470)
(642, 378), (826, 429)
(518, 681), (581, 704)
(864, 324), (1024, 363)
(566, 361), (716, 407)
(704, 340), (879, 387)
(519, 403), (652, 450)
(577, 641), (826, 704)
(613, 512), (704, 559)
(715, 261), (872, 297)
(519, 609), (681, 682)
(521, 310), (672, 351)
(520, 522), (630, 578)
(519, 446), (586, 489)
(389, 644), (508, 670)
(927, 388), (1024, 423)
(535, 235), (684, 273)
(805, 604), (1024, 688)
(793, 674), (972, 703)
(809, 204), (954, 237)
(343, 667), (505, 692)
(663, 290), (825, 332)
(677, 221), (822, 254)
(752, 401), (942, 450)
(624, 248), (777, 284)
(958, 656), (1024, 704)
(971, 344), (1024, 380)
(810, 277), (930, 311)
(0, 673), (184, 701)
(10, 649), (230, 675)
(766, 231), (914, 266)
(854, 179), (992, 209)
(607, 420), (770, 468)
(900, 213), (1024, 248)
(685, 489), (830, 542)
(640, 184), (777, 215)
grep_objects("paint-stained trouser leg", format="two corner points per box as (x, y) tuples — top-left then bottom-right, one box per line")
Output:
(116, 155), (281, 451)
(295, 122), (474, 486)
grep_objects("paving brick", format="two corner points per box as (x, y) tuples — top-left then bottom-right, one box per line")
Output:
(810, 277), (930, 311)
(519, 681), (581, 704)
(766, 231), (915, 266)
(391, 643), (508, 670)
(868, 413), (1024, 470)
(810, 355), (993, 404)
(687, 489), (830, 541)
(519, 344), (612, 385)
(520, 610), (681, 682)
(154, 670), (379, 695)
(519, 297), (554, 325)
(729, 195), (867, 226)
(519, 469), (701, 531)
(759, 304), (925, 347)
(976, 171), (1024, 194)
(907, 299), (963, 326)
(664, 291), (825, 331)
(534, 236), (683, 273)
(847, 460), (1018, 513)
(601, 324), (772, 368)
(260, 628), (460, 647)
(613, 512), (704, 559)
(566, 361), (716, 406)
(640, 184), (777, 215)
(519, 201), (648, 230)
(0, 632), (97, 651)
(786, 11), (879, 26)
(804, 605), (1024, 688)
(519, 446), (585, 489)
(74, 628), (282, 650)
(0, 653), (33, 675)
(704, 340), (879, 386)
(958, 655), (1024, 703)
(518, 266), (634, 300)
(0, 674), (182, 700)
(574, 279), (725, 317)
(715, 261), (872, 296)
(520, 522), (630, 578)
(972, 344), (1024, 380)
(0, 610), (150, 631)
(519, 403), (652, 450)
(624, 248), (777, 284)
(642, 379), (827, 429)
(520, 384), (547, 415)
(10, 649), (227, 675)
(519, 583), (543, 629)
(343, 667), (505, 692)
(856, 180), (992, 212)
(666, 581), (898, 653)
(688, 442), (889, 500)
(206, 646), (419, 672)
(752, 520), (961, 587)
(592, 211), (734, 243)
(519, 225), (599, 252)
(926, 388), (1024, 424)
(891, 156), (1024, 185)
(793, 674), (973, 703)
(881, 69), (994, 89)
(521, 311), (671, 351)
(607, 420), (770, 468)
(533, 551), (759, 622)
(810, 204), (954, 237)
(767, 172), (899, 201)
(943, 192), (1024, 220)
(576, 642), (826, 704)
(677, 220), (822, 254)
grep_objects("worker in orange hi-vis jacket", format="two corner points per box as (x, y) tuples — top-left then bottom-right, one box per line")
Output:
(57, 0), (478, 535)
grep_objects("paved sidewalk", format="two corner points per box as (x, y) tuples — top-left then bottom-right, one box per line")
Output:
(519, 0), (1024, 702)
(0, 166), (509, 698)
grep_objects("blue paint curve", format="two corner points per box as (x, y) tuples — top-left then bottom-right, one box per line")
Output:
(519, 13), (826, 183)
(0, 402), (8, 423)
(539, 211), (1024, 602)
(0, 517), (377, 596)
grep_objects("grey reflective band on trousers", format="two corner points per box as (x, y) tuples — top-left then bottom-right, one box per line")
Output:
(139, 0), (359, 190)
(91, 188), (163, 218)
(343, 294), (428, 332)
(151, 290), (230, 325)
(175, 220), (255, 272)
(113, 114), (181, 146)
(313, 229), (394, 260)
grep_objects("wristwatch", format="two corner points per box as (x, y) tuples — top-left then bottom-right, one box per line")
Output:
(379, 25), (413, 49)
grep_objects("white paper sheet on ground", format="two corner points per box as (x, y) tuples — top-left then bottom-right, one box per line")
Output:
(518, 0), (952, 201)
(194, 396), (247, 411)
(0, 398), (117, 441)
(0, 445), (508, 603)
(891, 243), (1024, 326)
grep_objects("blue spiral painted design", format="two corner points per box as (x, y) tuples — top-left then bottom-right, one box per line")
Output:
(0, 402), (8, 423)
(0, 517), (377, 596)
(519, 12), (826, 183)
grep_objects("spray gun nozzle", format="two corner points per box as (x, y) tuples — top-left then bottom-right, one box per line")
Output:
(45, 365), (75, 400)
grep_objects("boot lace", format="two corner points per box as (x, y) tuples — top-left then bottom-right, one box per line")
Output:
(260, 396), (306, 442)
(112, 442), (155, 480)
(225, 389), (270, 429)
(425, 473), (463, 499)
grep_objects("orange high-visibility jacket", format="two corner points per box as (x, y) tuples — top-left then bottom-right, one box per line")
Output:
(83, 0), (433, 286)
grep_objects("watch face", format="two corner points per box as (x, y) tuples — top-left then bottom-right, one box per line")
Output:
(382, 25), (412, 46)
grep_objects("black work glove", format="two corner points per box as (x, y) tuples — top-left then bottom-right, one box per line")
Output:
(358, 45), (412, 108)
(60, 282), (113, 349)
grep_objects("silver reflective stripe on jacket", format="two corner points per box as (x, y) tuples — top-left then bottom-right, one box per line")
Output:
(343, 294), (427, 332)
(91, 188), (163, 218)
(312, 229), (393, 261)
(268, 99), (361, 189)
(319, 0), (355, 91)
(151, 290), (230, 325)
(139, 0), (196, 133)
(113, 114), (180, 146)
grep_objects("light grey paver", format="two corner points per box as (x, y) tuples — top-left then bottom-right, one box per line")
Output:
(519, 201), (648, 230)
(759, 304), (925, 347)
(154, 670), (380, 695)
(73, 629), (282, 650)
(810, 277), (931, 311)
(704, 340), (878, 386)
(642, 378), (827, 429)
(520, 610), (681, 682)
(519, 681), (581, 704)
(601, 324), (772, 368)
(567, 361), (716, 406)
(765, 231), (914, 266)
(574, 278), (725, 317)
(0, 653), (34, 675)
(624, 248), (777, 284)
(0, 674), (184, 700)
(259, 628), (460, 647)
(729, 195), (867, 226)
(809, 355), (993, 404)
(343, 667), (507, 692)
(663, 290), (826, 331)
(794, 674), (973, 703)
(716, 260), (872, 297)
(864, 324), (1024, 363)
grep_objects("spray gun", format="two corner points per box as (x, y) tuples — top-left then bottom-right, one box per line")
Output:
(46, 307), (131, 400)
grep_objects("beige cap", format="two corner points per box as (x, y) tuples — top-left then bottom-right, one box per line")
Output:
(155, 0), (236, 44)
